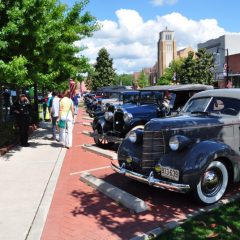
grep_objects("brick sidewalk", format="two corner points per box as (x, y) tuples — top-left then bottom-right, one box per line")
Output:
(41, 107), (240, 240)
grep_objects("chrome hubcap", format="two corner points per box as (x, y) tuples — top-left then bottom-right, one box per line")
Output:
(201, 168), (223, 197)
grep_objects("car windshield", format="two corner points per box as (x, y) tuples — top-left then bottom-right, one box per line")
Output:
(183, 97), (240, 116)
(139, 91), (163, 104)
(109, 92), (120, 99)
(123, 94), (139, 104)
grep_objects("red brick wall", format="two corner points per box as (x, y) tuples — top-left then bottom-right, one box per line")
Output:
(228, 53), (240, 73)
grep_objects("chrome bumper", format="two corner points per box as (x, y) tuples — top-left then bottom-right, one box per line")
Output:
(111, 162), (190, 193)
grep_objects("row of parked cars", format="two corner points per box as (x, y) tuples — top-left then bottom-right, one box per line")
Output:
(84, 85), (240, 205)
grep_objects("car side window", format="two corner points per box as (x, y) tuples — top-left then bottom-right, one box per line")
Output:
(208, 97), (240, 116)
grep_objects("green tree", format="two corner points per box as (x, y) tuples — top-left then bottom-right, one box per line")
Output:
(158, 58), (184, 85)
(116, 74), (133, 86)
(178, 49), (215, 84)
(92, 48), (116, 91)
(0, 0), (98, 124)
(195, 48), (215, 85)
(179, 51), (196, 84)
(137, 71), (149, 88)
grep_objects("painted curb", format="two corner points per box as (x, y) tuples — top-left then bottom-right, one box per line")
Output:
(81, 144), (117, 160)
(80, 172), (149, 213)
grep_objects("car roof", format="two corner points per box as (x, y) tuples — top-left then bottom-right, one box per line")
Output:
(141, 84), (213, 92)
(191, 88), (240, 100)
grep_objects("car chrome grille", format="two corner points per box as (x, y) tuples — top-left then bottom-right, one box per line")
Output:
(114, 110), (124, 132)
(142, 131), (165, 170)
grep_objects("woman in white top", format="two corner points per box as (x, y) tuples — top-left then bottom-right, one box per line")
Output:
(59, 90), (74, 148)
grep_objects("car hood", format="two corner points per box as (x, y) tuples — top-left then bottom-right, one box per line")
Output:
(145, 114), (233, 132)
(120, 103), (157, 117)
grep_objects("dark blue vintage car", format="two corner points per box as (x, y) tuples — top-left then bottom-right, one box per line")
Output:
(112, 89), (240, 205)
(92, 90), (139, 118)
(92, 84), (213, 147)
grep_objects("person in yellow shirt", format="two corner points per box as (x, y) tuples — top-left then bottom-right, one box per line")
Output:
(58, 90), (74, 148)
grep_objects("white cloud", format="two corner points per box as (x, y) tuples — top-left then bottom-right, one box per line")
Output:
(78, 9), (231, 74)
(151, 0), (178, 6)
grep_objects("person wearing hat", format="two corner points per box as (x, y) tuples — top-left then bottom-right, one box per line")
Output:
(13, 94), (31, 147)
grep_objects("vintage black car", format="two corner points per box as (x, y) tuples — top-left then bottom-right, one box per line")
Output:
(92, 84), (213, 147)
(92, 90), (139, 118)
(112, 89), (240, 205)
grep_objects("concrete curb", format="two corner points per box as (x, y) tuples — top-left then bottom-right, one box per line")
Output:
(130, 192), (240, 240)
(81, 144), (117, 160)
(80, 172), (149, 213)
(26, 147), (67, 240)
(83, 122), (92, 126)
(82, 130), (92, 137)
(82, 116), (93, 120)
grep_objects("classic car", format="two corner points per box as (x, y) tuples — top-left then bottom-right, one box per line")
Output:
(92, 84), (213, 147)
(112, 88), (240, 205)
(92, 90), (139, 118)
(85, 86), (127, 114)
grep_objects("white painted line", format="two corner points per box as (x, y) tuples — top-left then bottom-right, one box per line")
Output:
(80, 173), (149, 213)
(81, 144), (117, 160)
(70, 166), (111, 176)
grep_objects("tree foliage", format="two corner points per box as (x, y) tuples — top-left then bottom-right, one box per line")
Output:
(158, 58), (183, 85)
(158, 49), (215, 86)
(0, 0), (98, 124)
(115, 74), (133, 86)
(0, 0), (98, 89)
(137, 71), (149, 88)
(178, 49), (214, 85)
(91, 48), (116, 91)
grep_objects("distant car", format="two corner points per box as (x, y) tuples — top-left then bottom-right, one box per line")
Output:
(92, 84), (213, 147)
(112, 88), (240, 205)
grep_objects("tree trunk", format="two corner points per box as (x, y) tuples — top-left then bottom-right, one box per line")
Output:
(33, 80), (39, 124)
(0, 87), (3, 128)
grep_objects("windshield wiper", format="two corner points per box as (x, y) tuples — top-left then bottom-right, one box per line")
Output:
(191, 111), (209, 115)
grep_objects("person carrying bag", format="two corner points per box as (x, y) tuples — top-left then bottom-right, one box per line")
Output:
(58, 90), (74, 148)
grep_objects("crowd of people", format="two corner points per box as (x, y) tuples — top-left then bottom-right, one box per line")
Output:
(6, 78), (81, 149)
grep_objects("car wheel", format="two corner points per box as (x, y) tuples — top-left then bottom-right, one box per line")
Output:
(93, 128), (114, 148)
(194, 160), (228, 205)
(125, 125), (144, 138)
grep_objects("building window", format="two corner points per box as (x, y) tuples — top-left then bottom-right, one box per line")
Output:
(165, 34), (172, 41)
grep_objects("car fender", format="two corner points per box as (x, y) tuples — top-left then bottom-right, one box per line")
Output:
(92, 115), (112, 133)
(182, 140), (234, 186)
(124, 118), (147, 133)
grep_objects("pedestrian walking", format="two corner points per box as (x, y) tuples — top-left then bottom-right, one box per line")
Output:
(13, 94), (31, 147)
(50, 91), (60, 140)
(69, 78), (75, 100)
(73, 90), (80, 115)
(58, 90), (74, 148)
(3, 88), (11, 121)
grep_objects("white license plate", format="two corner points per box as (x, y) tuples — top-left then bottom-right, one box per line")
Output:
(161, 166), (179, 181)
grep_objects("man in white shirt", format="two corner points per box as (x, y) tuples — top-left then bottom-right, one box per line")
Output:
(50, 91), (60, 140)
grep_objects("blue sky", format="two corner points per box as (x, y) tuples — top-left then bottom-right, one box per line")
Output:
(62, 0), (240, 73)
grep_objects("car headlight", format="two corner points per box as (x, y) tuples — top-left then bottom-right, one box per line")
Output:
(128, 131), (137, 143)
(169, 135), (191, 151)
(104, 112), (113, 121)
(123, 112), (133, 123)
